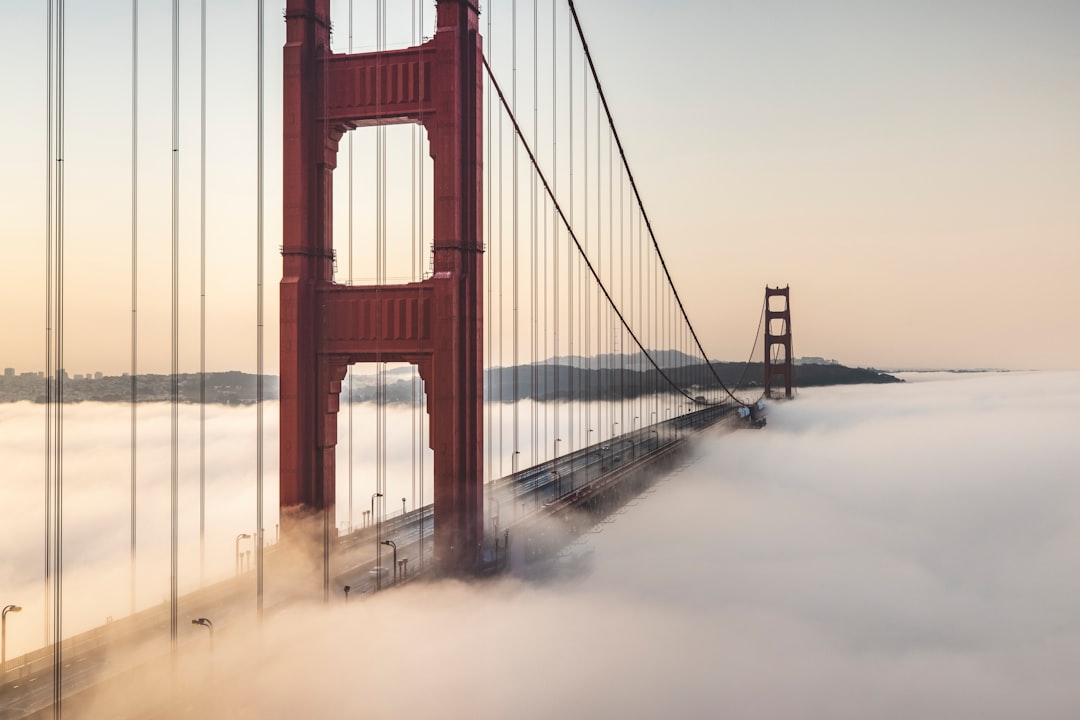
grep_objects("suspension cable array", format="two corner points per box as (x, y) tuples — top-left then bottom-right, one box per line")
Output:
(476, 0), (766, 488)
(12, 6), (781, 708)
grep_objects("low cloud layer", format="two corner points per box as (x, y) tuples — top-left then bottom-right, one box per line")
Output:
(5, 371), (1080, 718)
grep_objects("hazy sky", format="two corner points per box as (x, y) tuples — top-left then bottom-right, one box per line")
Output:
(1, 1), (1078, 374)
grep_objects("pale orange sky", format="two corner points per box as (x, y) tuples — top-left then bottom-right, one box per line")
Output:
(2, 0), (1078, 375)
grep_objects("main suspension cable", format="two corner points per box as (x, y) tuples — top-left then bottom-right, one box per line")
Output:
(483, 56), (701, 404)
(566, 0), (748, 406)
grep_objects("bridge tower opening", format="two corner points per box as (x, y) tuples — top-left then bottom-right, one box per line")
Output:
(280, 0), (483, 573)
(764, 285), (794, 399)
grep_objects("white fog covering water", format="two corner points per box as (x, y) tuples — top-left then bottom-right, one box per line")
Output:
(3, 371), (1079, 717)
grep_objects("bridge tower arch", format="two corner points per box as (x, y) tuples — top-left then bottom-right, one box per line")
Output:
(280, 0), (483, 572)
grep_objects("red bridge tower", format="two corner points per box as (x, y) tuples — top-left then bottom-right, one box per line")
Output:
(280, 0), (483, 571)
(764, 285), (794, 399)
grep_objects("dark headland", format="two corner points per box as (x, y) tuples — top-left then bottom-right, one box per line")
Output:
(1, 354), (900, 405)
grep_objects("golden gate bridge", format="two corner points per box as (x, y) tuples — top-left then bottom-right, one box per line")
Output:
(2, 1), (794, 716)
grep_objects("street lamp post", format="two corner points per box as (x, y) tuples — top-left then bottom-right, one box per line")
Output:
(2, 604), (22, 666)
(370, 492), (383, 526)
(343, 585), (351, 602)
(191, 617), (214, 652)
(372, 492), (384, 589)
(402, 497), (406, 519)
(381, 540), (398, 583)
(234, 533), (251, 576)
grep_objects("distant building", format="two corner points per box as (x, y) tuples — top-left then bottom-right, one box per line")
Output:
(3, 368), (13, 379)
(94, 371), (103, 380)
(795, 356), (839, 366)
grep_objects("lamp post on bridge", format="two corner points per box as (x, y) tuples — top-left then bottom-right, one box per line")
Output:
(234, 533), (251, 576)
(191, 617), (213, 652)
(372, 492), (384, 590)
(2, 604), (22, 666)
(381, 540), (398, 583)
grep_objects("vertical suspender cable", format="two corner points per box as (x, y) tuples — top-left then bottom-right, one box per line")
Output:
(551, 0), (558, 462)
(484, 1), (492, 486)
(130, 0), (139, 617)
(54, 0), (65, 707)
(511, 0), (519, 475)
(199, 0), (207, 589)
(583, 49), (590, 446)
(566, 13), (573, 453)
(409, 0), (416, 519)
(170, 0), (179, 660)
(619, 146), (625, 432)
(375, 0), (386, 589)
(347, 0), (354, 537)
(597, 73), (603, 438)
(418, 0), (425, 568)
(597, 79), (603, 438)
(527, 0), (535, 468)
(48, 0), (67, 712)
(44, 0), (55, 653)
(497, 46), (504, 477)
(256, 0), (266, 619)
(320, 0), (330, 602)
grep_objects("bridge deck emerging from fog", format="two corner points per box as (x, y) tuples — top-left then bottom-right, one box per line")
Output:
(1, 407), (752, 718)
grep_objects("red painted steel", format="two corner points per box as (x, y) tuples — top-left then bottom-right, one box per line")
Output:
(763, 286), (794, 399)
(281, 0), (483, 572)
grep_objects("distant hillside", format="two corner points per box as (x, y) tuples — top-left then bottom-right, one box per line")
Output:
(0, 361), (899, 405)
(484, 360), (900, 403)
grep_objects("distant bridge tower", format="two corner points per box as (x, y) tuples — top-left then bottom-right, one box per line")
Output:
(280, 0), (483, 572)
(764, 285), (794, 399)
